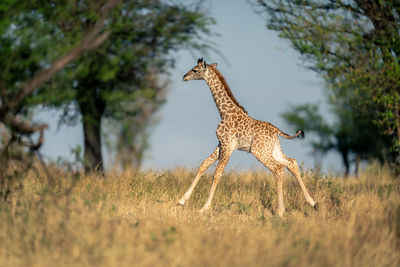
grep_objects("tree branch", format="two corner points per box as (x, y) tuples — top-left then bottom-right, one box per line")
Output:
(18, 125), (47, 151)
(1, 0), (120, 114)
(4, 114), (48, 135)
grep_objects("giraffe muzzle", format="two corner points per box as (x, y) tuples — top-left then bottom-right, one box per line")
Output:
(182, 74), (190, 81)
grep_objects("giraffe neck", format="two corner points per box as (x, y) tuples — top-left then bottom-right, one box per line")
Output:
(204, 67), (247, 119)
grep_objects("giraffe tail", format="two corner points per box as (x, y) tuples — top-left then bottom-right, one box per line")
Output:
(278, 129), (305, 139)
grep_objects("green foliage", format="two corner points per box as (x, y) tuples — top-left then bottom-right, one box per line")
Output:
(0, 0), (215, 171)
(42, 0), (214, 170)
(252, 0), (400, 170)
(282, 102), (391, 175)
(282, 104), (333, 153)
(1, 0), (109, 99)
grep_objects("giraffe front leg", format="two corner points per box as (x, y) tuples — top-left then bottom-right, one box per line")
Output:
(178, 146), (220, 206)
(250, 140), (286, 217)
(199, 148), (232, 214)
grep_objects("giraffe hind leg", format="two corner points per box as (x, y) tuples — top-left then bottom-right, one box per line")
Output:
(272, 142), (317, 208)
(178, 146), (220, 206)
(251, 141), (286, 216)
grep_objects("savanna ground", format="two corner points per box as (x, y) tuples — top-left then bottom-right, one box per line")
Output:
(0, 164), (399, 267)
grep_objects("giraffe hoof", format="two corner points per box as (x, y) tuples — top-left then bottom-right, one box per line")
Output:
(277, 211), (285, 217)
(313, 202), (319, 210)
(199, 207), (209, 214)
(177, 199), (186, 206)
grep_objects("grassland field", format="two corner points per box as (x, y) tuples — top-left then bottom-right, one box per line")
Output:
(0, 164), (399, 267)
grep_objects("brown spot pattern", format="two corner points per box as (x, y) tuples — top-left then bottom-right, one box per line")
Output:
(178, 60), (317, 216)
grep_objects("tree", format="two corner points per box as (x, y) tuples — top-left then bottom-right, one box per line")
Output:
(29, 0), (215, 172)
(251, 0), (400, 170)
(104, 70), (166, 169)
(0, 0), (120, 197)
(282, 102), (391, 176)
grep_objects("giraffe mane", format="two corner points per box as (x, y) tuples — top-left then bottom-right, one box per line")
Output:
(209, 65), (248, 114)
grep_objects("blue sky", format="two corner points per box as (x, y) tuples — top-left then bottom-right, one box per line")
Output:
(38, 0), (343, 173)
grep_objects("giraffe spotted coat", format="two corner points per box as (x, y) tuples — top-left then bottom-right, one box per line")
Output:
(178, 58), (317, 216)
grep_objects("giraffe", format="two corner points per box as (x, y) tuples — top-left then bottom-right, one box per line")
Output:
(178, 58), (318, 216)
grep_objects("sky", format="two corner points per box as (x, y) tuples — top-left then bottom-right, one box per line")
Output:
(38, 0), (343, 173)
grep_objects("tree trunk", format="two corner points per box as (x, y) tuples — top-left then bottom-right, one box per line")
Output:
(355, 155), (360, 178)
(82, 114), (103, 173)
(395, 109), (400, 162)
(390, 107), (400, 174)
(79, 98), (105, 174)
(341, 150), (350, 177)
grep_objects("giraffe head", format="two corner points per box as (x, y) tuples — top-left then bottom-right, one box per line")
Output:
(182, 58), (217, 81)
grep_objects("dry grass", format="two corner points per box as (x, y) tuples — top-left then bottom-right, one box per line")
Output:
(0, 165), (399, 267)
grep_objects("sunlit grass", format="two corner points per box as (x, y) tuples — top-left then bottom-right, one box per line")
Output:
(0, 165), (399, 266)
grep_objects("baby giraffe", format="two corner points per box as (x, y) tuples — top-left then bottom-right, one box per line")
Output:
(178, 58), (317, 216)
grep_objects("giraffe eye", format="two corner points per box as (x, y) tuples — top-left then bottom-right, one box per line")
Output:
(192, 69), (198, 73)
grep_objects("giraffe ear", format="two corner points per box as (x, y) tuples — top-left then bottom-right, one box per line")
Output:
(210, 63), (218, 68)
(197, 58), (205, 66)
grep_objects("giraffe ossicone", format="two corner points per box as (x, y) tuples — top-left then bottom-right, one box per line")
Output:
(178, 58), (317, 216)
